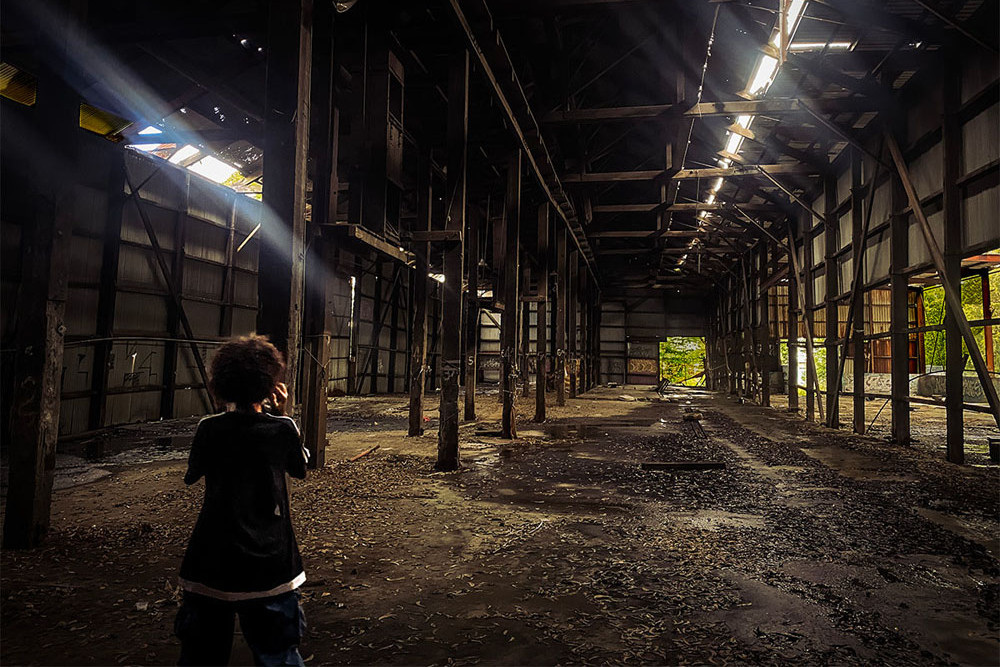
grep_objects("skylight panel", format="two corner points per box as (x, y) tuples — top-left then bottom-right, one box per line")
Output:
(789, 42), (852, 52)
(169, 144), (200, 164)
(187, 155), (239, 184)
(724, 131), (744, 156)
(747, 55), (779, 96)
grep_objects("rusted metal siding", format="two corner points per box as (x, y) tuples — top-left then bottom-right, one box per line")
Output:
(51, 150), (264, 434)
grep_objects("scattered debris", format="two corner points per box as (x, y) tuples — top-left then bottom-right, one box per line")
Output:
(618, 394), (637, 402)
(4, 387), (998, 667)
(640, 461), (726, 471)
(349, 445), (381, 462)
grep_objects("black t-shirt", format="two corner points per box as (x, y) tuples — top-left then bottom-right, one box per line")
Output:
(178, 411), (308, 601)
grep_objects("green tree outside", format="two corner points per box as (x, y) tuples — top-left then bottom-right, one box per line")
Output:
(922, 269), (999, 371)
(659, 337), (706, 386)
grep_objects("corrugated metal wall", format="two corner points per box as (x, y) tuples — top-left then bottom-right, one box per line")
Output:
(63, 150), (263, 434)
(791, 53), (999, 368)
(599, 296), (706, 385)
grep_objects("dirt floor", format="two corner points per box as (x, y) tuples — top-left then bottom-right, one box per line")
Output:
(2, 386), (998, 666)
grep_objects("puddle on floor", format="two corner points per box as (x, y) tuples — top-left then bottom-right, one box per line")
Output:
(915, 507), (1000, 557)
(800, 446), (917, 482)
(671, 510), (766, 531)
(59, 434), (193, 463)
(544, 421), (656, 439)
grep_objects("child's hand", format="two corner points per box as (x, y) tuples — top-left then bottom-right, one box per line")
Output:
(270, 383), (289, 415)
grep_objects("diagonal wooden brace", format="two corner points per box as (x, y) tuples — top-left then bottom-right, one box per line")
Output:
(886, 132), (1000, 426)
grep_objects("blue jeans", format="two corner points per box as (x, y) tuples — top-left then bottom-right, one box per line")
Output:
(175, 591), (306, 666)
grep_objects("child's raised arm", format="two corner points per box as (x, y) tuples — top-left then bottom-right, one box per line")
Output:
(284, 418), (308, 479)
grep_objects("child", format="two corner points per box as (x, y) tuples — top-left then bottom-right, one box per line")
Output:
(175, 335), (310, 666)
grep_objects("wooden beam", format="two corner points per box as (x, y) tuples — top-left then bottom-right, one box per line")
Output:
(906, 0), (999, 53)
(593, 202), (778, 214)
(561, 170), (663, 183)
(755, 168), (825, 223)
(3, 41), (77, 548)
(408, 149), (432, 437)
(850, 146), (871, 434)
(535, 204), (550, 422)
(823, 166), (840, 428)
(568, 251), (579, 398)
(543, 97), (878, 124)
(674, 163), (817, 180)
(258, 0), (312, 403)
(563, 163), (817, 183)
(521, 260), (532, 398)
(501, 151), (522, 439)
(888, 130), (1000, 430)
(464, 205), (481, 422)
(436, 50), (469, 471)
(555, 227), (567, 407)
(301, 3), (338, 468)
(590, 230), (658, 238)
(89, 151), (126, 432)
(406, 229), (463, 243)
(785, 53), (893, 103)
(333, 223), (414, 264)
(446, 0), (597, 276)
(786, 213), (825, 423)
(983, 271), (995, 373)
(889, 147), (910, 445)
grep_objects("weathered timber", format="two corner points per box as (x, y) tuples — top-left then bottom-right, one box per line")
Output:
(408, 149), (432, 437)
(258, 0), (312, 403)
(501, 151), (522, 439)
(437, 50), (469, 471)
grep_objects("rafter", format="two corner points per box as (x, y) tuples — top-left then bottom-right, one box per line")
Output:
(543, 97), (878, 124)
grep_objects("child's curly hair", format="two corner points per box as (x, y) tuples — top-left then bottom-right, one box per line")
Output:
(209, 335), (286, 408)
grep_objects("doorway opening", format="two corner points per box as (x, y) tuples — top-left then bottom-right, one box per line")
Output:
(659, 337), (706, 386)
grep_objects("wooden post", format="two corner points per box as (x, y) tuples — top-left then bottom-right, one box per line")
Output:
(824, 171), (840, 427)
(983, 271), (995, 373)
(161, 192), (188, 420)
(521, 261), (531, 398)
(258, 0), (312, 404)
(889, 157), (911, 445)
(831, 137), (886, 434)
(89, 150), (125, 431)
(464, 205), (480, 421)
(301, 4), (338, 468)
(347, 257), (361, 392)
(301, 231), (335, 469)
(368, 261), (383, 393)
(501, 151), (522, 439)
(851, 147), (866, 434)
(436, 51), (468, 471)
(579, 269), (589, 396)
(219, 198), (238, 340)
(593, 292), (602, 387)
(784, 211), (825, 423)
(535, 204), (549, 422)
(759, 243), (771, 407)
(943, 84), (965, 463)
(788, 263), (800, 412)
(387, 270), (400, 393)
(555, 227), (567, 406)
(887, 130), (1000, 431)
(3, 34), (78, 549)
(408, 152), (432, 435)
(803, 222), (816, 422)
(568, 250), (579, 399)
